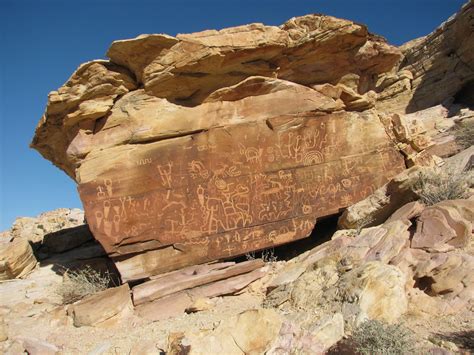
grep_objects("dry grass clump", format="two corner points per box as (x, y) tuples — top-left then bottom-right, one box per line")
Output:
(56, 266), (112, 304)
(351, 320), (415, 355)
(454, 120), (474, 149)
(245, 248), (278, 263)
(412, 169), (472, 205)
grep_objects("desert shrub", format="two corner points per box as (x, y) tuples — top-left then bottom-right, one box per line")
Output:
(56, 266), (111, 304)
(454, 120), (474, 149)
(355, 215), (376, 236)
(412, 169), (472, 205)
(351, 320), (415, 355)
(245, 248), (278, 263)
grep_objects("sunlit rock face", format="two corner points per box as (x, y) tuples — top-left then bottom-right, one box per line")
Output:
(32, 7), (473, 281)
(375, 1), (474, 113)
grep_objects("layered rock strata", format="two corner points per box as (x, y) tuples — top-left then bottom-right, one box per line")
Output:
(376, 1), (474, 113)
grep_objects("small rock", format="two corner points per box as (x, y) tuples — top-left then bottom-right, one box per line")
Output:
(130, 341), (164, 355)
(16, 336), (59, 355)
(0, 320), (7, 342)
(68, 284), (133, 327)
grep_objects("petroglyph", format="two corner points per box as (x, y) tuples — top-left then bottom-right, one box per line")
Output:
(78, 111), (406, 278)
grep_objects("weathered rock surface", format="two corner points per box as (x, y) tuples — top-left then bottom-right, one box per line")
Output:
(376, 1), (474, 113)
(135, 267), (266, 321)
(265, 195), (474, 334)
(7, 208), (85, 247)
(68, 284), (133, 327)
(132, 259), (264, 306)
(0, 238), (36, 280)
(338, 261), (408, 324)
(168, 308), (282, 355)
(14, 337), (59, 355)
(31, 5), (474, 281)
(1, 208), (95, 266)
(339, 142), (474, 230)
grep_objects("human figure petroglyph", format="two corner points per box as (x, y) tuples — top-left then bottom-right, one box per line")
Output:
(104, 179), (113, 197)
(113, 213), (121, 234)
(103, 220), (113, 236)
(277, 131), (303, 162)
(197, 185), (206, 208)
(302, 129), (320, 149)
(119, 196), (135, 217)
(202, 196), (227, 234)
(103, 200), (111, 219)
(197, 181), (253, 233)
(156, 162), (173, 189)
(96, 186), (106, 198)
(95, 210), (104, 229)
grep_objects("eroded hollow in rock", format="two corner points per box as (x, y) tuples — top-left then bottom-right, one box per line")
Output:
(413, 275), (436, 296)
(454, 80), (474, 108)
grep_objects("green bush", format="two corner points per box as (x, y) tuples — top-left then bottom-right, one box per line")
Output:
(351, 320), (415, 355)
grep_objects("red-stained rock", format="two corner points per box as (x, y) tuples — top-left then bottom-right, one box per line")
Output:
(412, 199), (473, 251)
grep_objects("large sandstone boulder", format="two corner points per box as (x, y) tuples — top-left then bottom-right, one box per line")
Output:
(31, 14), (411, 281)
(30, 5), (473, 281)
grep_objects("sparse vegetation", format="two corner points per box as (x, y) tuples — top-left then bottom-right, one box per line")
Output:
(351, 319), (415, 355)
(56, 266), (112, 304)
(355, 215), (376, 235)
(245, 248), (278, 263)
(412, 169), (472, 205)
(454, 120), (474, 149)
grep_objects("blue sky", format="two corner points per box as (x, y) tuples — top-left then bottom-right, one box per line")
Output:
(0, 0), (466, 230)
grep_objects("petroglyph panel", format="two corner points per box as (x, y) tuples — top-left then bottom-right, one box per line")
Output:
(78, 110), (405, 278)
(113, 215), (317, 282)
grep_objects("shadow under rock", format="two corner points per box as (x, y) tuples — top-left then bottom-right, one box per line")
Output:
(34, 224), (121, 285)
(435, 330), (474, 352)
(232, 213), (341, 263)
